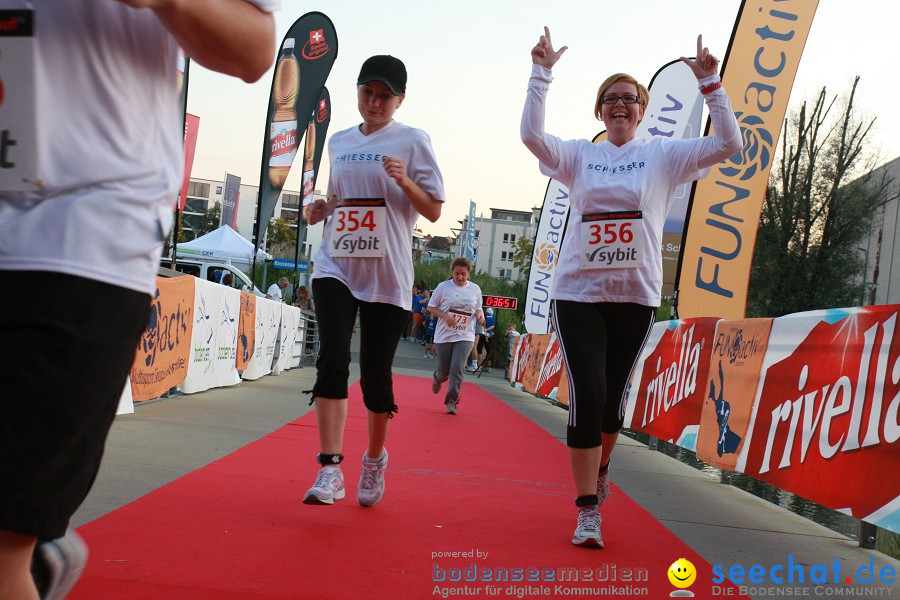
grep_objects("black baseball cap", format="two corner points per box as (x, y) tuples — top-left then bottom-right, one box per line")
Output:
(357, 55), (407, 95)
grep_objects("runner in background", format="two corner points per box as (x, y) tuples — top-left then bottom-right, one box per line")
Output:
(428, 258), (484, 415)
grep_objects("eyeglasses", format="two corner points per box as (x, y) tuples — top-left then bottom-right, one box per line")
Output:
(600, 94), (640, 105)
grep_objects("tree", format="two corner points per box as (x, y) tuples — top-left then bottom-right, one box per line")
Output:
(747, 77), (899, 317)
(511, 234), (535, 280)
(266, 217), (298, 259)
(197, 202), (221, 237)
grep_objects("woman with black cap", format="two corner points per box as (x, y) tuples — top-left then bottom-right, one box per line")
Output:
(303, 55), (445, 508)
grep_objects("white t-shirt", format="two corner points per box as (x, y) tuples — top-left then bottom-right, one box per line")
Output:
(311, 120), (444, 309)
(267, 283), (283, 302)
(0, 0), (279, 295)
(521, 65), (741, 307)
(430, 279), (484, 344)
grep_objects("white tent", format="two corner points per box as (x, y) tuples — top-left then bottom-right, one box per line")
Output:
(173, 225), (271, 269)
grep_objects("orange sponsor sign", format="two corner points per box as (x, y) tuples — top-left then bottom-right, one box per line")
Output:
(677, 0), (819, 319)
(696, 318), (772, 470)
(130, 276), (194, 402)
(236, 291), (256, 371)
(520, 334), (553, 395)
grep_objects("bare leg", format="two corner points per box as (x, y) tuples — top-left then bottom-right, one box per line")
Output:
(569, 432), (620, 497)
(0, 531), (39, 600)
(315, 397), (348, 455)
(600, 432), (618, 469)
(366, 411), (390, 460)
(569, 446), (603, 497)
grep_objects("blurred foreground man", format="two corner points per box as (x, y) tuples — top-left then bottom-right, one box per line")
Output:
(0, 2), (279, 598)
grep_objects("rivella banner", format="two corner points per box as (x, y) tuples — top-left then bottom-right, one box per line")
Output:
(301, 87), (331, 218)
(253, 12), (337, 252)
(624, 317), (720, 450)
(736, 306), (900, 530)
(675, 0), (820, 319)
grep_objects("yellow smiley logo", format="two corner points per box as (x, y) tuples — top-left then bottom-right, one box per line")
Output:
(668, 558), (697, 589)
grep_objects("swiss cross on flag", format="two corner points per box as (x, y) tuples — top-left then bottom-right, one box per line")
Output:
(309, 29), (324, 45)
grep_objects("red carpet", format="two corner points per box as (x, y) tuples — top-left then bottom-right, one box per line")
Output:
(71, 376), (745, 599)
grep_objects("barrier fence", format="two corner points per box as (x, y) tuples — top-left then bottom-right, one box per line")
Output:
(509, 306), (899, 536)
(120, 275), (317, 409)
(116, 276), (897, 537)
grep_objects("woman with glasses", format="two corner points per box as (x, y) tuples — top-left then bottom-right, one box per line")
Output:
(521, 27), (741, 548)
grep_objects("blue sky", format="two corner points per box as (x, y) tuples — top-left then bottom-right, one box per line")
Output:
(186, 1), (900, 237)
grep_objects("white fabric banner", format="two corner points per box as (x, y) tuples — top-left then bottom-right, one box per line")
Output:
(115, 376), (135, 415)
(241, 296), (283, 381)
(273, 304), (303, 374)
(182, 278), (241, 394)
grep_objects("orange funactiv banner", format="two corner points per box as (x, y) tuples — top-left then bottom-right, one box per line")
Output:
(520, 334), (553, 395)
(676, 0), (819, 319)
(236, 291), (257, 371)
(130, 276), (195, 402)
(696, 318), (772, 470)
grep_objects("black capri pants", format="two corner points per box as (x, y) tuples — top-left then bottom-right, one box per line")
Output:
(311, 277), (408, 414)
(0, 272), (151, 539)
(551, 300), (656, 448)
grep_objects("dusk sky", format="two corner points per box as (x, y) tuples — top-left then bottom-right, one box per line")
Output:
(185, 1), (899, 237)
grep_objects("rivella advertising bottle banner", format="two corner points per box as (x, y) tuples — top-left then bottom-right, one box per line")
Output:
(301, 87), (331, 220)
(254, 12), (337, 251)
(675, 0), (820, 319)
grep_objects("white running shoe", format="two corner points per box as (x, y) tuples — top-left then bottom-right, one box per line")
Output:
(597, 468), (611, 506)
(34, 529), (88, 600)
(445, 398), (458, 415)
(572, 506), (604, 548)
(303, 466), (346, 505)
(357, 449), (388, 507)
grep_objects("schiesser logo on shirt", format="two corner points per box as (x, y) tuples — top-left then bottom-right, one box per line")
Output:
(586, 161), (646, 174)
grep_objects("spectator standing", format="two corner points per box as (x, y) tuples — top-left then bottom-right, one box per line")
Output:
(293, 285), (314, 311)
(267, 276), (289, 302)
(480, 307), (496, 372)
(467, 317), (485, 372)
(505, 324), (521, 381)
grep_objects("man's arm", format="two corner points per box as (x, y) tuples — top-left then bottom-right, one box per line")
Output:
(118, 0), (277, 82)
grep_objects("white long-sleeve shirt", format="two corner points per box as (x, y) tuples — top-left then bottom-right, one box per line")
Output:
(521, 64), (742, 307)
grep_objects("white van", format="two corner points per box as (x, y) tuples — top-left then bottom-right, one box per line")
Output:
(159, 257), (265, 296)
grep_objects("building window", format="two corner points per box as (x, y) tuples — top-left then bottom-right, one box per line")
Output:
(215, 186), (223, 195)
(503, 233), (509, 243)
(187, 181), (210, 198)
(510, 234), (517, 244)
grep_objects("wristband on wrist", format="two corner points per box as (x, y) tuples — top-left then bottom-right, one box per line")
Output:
(700, 81), (722, 95)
